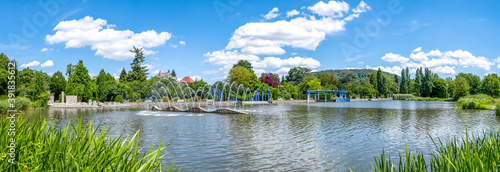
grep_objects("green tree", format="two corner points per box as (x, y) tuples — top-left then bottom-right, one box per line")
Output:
(457, 73), (481, 94)
(481, 73), (500, 96)
(129, 46), (148, 82)
(399, 69), (407, 94)
(189, 79), (207, 92)
(171, 69), (177, 78)
(404, 67), (410, 94)
(49, 71), (66, 101)
(422, 68), (434, 97)
(307, 78), (322, 90)
(319, 72), (332, 86)
(66, 60), (93, 102)
(0, 53), (10, 95)
(414, 68), (423, 96)
(431, 78), (448, 98)
(376, 68), (383, 93)
(228, 66), (259, 88)
(66, 63), (75, 77)
(34, 71), (47, 100)
(339, 70), (357, 84)
(96, 69), (107, 101)
(233, 60), (254, 73)
(119, 68), (128, 83)
(450, 76), (470, 100)
(17, 68), (35, 98)
(286, 67), (311, 85)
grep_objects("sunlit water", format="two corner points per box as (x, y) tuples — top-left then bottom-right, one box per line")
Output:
(25, 101), (499, 171)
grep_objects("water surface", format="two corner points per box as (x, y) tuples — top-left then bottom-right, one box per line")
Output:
(26, 101), (499, 171)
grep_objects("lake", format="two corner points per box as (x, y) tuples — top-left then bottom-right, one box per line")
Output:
(25, 101), (499, 171)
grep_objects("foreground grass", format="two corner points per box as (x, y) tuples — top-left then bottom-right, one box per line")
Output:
(0, 115), (179, 172)
(351, 130), (500, 172)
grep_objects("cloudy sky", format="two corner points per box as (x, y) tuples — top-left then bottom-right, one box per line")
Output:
(1, 0), (499, 83)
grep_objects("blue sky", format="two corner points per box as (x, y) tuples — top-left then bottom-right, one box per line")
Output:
(1, 0), (499, 83)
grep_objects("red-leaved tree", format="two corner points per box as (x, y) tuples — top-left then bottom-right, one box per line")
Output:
(259, 72), (280, 88)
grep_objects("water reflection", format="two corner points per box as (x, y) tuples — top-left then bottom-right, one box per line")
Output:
(24, 101), (499, 171)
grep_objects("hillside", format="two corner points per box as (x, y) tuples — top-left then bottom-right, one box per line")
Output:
(311, 69), (397, 81)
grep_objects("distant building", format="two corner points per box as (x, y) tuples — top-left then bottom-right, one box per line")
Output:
(156, 70), (174, 79)
(179, 76), (194, 86)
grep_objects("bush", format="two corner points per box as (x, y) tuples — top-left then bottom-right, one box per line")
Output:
(393, 94), (415, 100)
(14, 97), (32, 111)
(456, 94), (495, 109)
(34, 99), (48, 108)
(0, 116), (178, 171)
(114, 95), (123, 103)
(456, 98), (482, 109)
(0, 97), (33, 113)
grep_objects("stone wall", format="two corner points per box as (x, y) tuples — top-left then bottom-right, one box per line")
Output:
(66, 96), (78, 104)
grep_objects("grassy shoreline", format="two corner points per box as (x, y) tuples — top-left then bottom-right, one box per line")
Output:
(0, 114), (179, 171)
(351, 130), (500, 171)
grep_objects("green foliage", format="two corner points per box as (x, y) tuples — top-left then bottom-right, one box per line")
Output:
(279, 82), (298, 100)
(340, 70), (358, 84)
(188, 79), (207, 91)
(228, 66), (259, 88)
(450, 76), (470, 100)
(0, 116), (177, 171)
(49, 71), (66, 101)
(34, 71), (47, 101)
(393, 94), (415, 100)
(481, 73), (500, 96)
(406, 97), (443, 101)
(119, 68), (128, 83)
(66, 60), (93, 101)
(457, 73), (482, 94)
(129, 46), (148, 82)
(232, 60), (254, 73)
(114, 95), (123, 103)
(353, 130), (500, 172)
(431, 78), (448, 98)
(414, 68), (423, 96)
(456, 94), (495, 109)
(307, 78), (322, 90)
(422, 68), (434, 97)
(171, 69), (176, 78)
(286, 67), (311, 85)
(312, 69), (396, 81)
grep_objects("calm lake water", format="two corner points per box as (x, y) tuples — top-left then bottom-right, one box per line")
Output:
(25, 101), (499, 171)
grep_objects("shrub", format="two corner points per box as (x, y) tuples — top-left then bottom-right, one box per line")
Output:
(0, 97), (33, 113)
(114, 95), (123, 103)
(34, 99), (48, 108)
(393, 94), (415, 100)
(0, 116), (178, 171)
(456, 94), (495, 109)
(14, 97), (32, 111)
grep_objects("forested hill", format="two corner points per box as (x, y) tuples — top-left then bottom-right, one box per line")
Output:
(311, 69), (397, 81)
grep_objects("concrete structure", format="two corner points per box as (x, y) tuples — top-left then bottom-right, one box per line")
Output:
(306, 90), (350, 103)
(66, 95), (78, 104)
(61, 91), (65, 103)
(152, 106), (247, 114)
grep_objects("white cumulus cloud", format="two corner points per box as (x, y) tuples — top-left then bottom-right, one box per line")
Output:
(286, 10), (300, 17)
(45, 16), (172, 60)
(413, 47), (422, 52)
(308, 1), (349, 17)
(262, 7), (280, 20)
(381, 53), (409, 63)
(179, 41), (186, 46)
(20, 61), (40, 68)
(41, 60), (54, 67)
(352, 1), (371, 13)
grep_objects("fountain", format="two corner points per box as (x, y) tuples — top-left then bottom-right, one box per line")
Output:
(148, 79), (266, 114)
